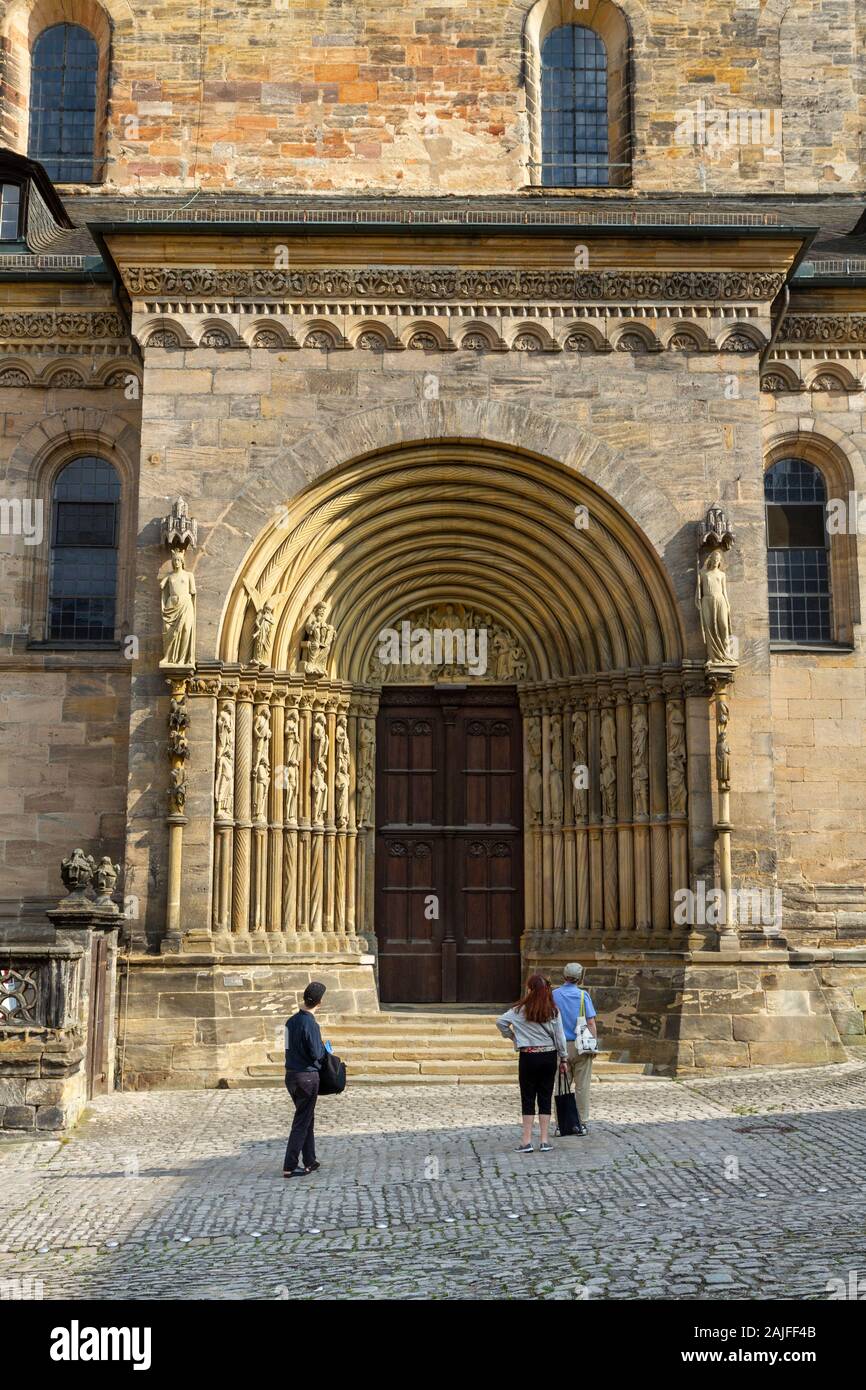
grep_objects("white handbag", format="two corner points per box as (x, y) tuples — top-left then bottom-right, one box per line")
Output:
(574, 990), (598, 1056)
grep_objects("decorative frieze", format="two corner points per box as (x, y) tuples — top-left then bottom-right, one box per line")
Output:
(781, 314), (866, 344)
(123, 265), (786, 303)
(0, 311), (126, 339)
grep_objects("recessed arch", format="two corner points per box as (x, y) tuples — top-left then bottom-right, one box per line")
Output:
(217, 441), (686, 681)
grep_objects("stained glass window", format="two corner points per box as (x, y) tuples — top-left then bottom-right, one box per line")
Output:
(48, 457), (120, 643)
(28, 24), (98, 182)
(765, 458), (832, 643)
(541, 24), (609, 188)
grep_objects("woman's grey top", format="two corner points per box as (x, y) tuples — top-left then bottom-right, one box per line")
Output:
(496, 1007), (567, 1057)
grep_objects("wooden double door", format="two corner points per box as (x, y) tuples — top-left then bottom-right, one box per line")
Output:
(375, 687), (523, 1004)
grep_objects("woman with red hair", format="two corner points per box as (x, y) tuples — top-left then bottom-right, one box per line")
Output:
(496, 974), (568, 1152)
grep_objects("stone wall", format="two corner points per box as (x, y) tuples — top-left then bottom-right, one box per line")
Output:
(0, 296), (140, 927)
(0, 0), (862, 195)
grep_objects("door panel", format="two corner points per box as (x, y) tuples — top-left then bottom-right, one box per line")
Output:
(376, 688), (523, 1004)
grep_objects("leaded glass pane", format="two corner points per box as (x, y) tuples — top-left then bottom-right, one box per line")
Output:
(48, 457), (119, 642)
(541, 25), (609, 188)
(28, 24), (98, 182)
(0, 183), (21, 241)
(764, 459), (832, 642)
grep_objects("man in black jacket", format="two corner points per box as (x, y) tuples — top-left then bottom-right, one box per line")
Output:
(283, 981), (327, 1177)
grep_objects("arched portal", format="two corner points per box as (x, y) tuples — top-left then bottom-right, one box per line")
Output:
(204, 442), (701, 1002)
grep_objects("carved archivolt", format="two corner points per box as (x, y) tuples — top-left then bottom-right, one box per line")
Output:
(220, 442), (685, 680)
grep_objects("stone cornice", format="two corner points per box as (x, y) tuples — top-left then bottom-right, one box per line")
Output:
(122, 266), (786, 304)
(779, 314), (866, 344)
(0, 310), (127, 340)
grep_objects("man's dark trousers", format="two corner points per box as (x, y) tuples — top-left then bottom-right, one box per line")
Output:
(284, 1070), (319, 1171)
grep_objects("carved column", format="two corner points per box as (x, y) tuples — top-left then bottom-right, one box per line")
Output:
(297, 694), (312, 931)
(629, 682), (651, 933)
(323, 698), (337, 933)
(281, 693), (301, 933)
(309, 702), (327, 933)
(571, 700), (590, 932)
(251, 696), (271, 932)
(231, 684), (254, 933)
(165, 676), (190, 939)
(665, 683), (689, 921)
(587, 695), (604, 933)
(213, 695), (235, 932)
(549, 706), (565, 931)
(334, 706), (350, 936)
(615, 681), (634, 931)
(600, 692), (619, 932)
(563, 697), (576, 932)
(647, 680), (670, 930)
(711, 676), (738, 952)
(267, 687), (285, 932)
(525, 707), (544, 933)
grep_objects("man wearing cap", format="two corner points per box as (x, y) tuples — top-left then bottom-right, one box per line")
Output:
(283, 981), (327, 1177)
(552, 963), (598, 1132)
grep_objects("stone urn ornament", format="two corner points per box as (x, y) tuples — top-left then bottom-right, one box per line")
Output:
(59, 848), (96, 906)
(93, 857), (121, 911)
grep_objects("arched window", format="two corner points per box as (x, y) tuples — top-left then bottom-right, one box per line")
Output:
(28, 24), (99, 182)
(764, 458), (832, 643)
(541, 24), (609, 187)
(48, 457), (120, 642)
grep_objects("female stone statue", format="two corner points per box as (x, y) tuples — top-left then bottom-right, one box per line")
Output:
(335, 717), (350, 827)
(600, 708), (617, 821)
(284, 708), (300, 821)
(252, 710), (271, 821)
(251, 602), (275, 667)
(160, 548), (196, 667)
(697, 550), (735, 665)
(549, 716), (564, 824)
(214, 703), (234, 817)
(527, 718), (543, 824)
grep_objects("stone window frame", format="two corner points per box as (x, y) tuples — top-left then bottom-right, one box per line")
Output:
(523, 0), (632, 190)
(764, 435), (861, 651)
(26, 430), (137, 649)
(1, 0), (112, 186)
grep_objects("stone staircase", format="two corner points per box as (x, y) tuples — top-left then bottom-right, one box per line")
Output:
(243, 1006), (657, 1086)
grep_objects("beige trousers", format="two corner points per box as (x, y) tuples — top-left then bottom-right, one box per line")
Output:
(566, 1041), (593, 1122)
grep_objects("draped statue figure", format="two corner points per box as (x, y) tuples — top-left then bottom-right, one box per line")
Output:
(697, 550), (735, 665)
(160, 548), (196, 667)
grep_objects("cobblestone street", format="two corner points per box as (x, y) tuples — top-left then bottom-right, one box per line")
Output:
(2, 1062), (866, 1301)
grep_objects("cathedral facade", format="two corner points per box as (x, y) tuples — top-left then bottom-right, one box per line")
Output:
(1, 0), (865, 1123)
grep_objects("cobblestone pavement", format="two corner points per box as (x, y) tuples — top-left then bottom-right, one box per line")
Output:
(2, 1061), (866, 1301)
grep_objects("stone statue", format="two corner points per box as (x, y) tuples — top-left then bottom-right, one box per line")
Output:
(549, 715), (564, 824)
(300, 602), (336, 676)
(697, 550), (736, 666)
(168, 697), (190, 761)
(527, 717), (543, 824)
(251, 602), (275, 667)
(357, 720), (374, 827)
(600, 707), (617, 821)
(214, 703), (234, 817)
(93, 856), (120, 905)
(631, 704), (649, 818)
(312, 763), (328, 823)
(252, 710), (271, 822)
(169, 766), (187, 814)
(571, 708), (588, 820)
(284, 707), (301, 821)
(335, 716), (350, 828)
(160, 547), (196, 668)
(60, 848), (95, 901)
(716, 699), (731, 790)
(667, 702), (688, 816)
